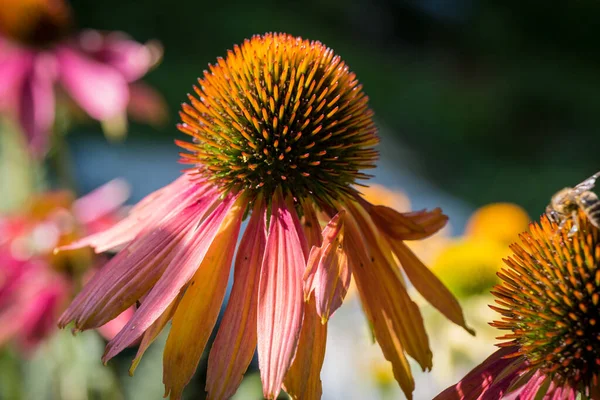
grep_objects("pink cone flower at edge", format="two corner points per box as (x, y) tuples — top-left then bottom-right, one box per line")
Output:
(57, 33), (473, 400)
(0, 0), (163, 155)
(435, 210), (600, 400)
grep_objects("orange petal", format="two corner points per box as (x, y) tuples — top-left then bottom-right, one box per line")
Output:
(283, 295), (327, 400)
(347, 202), (432, 372)
(389, 240), (474, 335)
(367, 202), (448, 241)
(302, 201), (323, 248)
(162, 201), (244, 400)
(257, 192), (306, 399)
(206, 200), (267, 400)
(304, 211), (350, 321)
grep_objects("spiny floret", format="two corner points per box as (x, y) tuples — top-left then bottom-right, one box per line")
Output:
(176, 33), (379, 203)
(491, 209), (600, 390)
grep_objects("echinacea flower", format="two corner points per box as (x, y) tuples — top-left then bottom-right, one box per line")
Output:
(58, 33), (473, 400)
(0, 180), (128, 351)
(0, 0), (164, 155)
(436, 209), (600, 399)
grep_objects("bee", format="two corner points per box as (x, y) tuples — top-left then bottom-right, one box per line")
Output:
(546, 171), (600, 234)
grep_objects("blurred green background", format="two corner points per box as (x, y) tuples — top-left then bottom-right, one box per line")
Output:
(73, 0), (600, 215)
(3, 1), (600, 399)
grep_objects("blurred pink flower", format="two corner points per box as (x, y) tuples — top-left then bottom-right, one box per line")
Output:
(0, 15), (164, 155)
(0, 180), (129, 351)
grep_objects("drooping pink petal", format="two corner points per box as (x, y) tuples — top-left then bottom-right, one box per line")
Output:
(257, 192), (306, 399)
(129, 292), (183, 375)
(283, 295), (327, 400)
(163, 198), (244, 400)
(304, 211), (350, 321)
(206, 200), (267, 400)
(56, 45), (129, 120)
(60, 174), (213, 253)
(388, 239), (474, 335)
(434, 346), (522, 400)
(59, 191), (220, 330)
(102, 192), (239, 362)
(17, 52), (57, 155)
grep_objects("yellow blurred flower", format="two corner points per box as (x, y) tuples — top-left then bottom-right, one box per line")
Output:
(465, 203), (530, 245)
(431, 203), (530, 298)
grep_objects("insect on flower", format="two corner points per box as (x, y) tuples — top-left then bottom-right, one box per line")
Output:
(546, 171), (600, 235)
(57, 33), (472, 400)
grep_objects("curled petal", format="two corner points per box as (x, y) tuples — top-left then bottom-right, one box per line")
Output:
(102, 193), (239, 362)
(283, 295), (327, 400)
(257, 192), (306, 399)
(434, 346), (521, 400)
(206, 200), (267, 400)
(389, 240), (474, 335)
(56, 46), (129, 120)
(366, 201), (448, 241)
(304, 211), (350, 321)
(163, 199), (244, 400)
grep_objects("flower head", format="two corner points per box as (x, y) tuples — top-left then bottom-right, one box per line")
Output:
(58, 33), (472, 400)
(436, 209), (600, 399)
(0, 0), (164, 154)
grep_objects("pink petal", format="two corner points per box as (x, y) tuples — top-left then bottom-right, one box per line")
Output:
(206, 200), (267, 400)
(17, 53), (57, 155)
(59, 192), (220, 330)
(0, 49), (31, 110)
(162, 197), (244, 400)
(56, 45), (128, 120)
(126, 82), (168, 126)
(304, 211), (350, 321)
(512, 371), (547, 400)
(257, 192), (306, 399)
(61, 174), (213, 253)
(102, 192), (239, 362)
(129, 293), (182, 375)
(79, 30), (160, 82)
(434, 346), (522, 400)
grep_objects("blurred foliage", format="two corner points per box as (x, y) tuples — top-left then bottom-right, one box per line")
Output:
(69, 0), (600, 216)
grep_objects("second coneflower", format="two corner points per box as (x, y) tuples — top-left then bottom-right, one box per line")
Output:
(58, 33), (472, 400)
(436, 209), (600, 399)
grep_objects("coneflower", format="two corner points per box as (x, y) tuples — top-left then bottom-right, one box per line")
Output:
(58, 33), (472, 400)
(436, 209), (600, 399)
